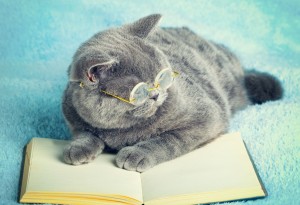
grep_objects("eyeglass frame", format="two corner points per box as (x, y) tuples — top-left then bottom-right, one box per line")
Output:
(79, 68), (179, 105)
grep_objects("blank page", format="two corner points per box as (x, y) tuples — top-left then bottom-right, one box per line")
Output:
(25, 138), (143, 202)
(141, 132), (264, 202)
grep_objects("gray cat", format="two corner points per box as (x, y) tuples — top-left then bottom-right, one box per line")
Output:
(62, 14), (283, 172)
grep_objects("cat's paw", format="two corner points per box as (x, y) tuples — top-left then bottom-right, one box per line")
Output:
(63, 138), (103, 165)
(116, 146), (156, 172)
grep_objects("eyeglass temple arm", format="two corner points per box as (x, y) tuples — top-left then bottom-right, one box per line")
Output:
(100, 90), (133, 104)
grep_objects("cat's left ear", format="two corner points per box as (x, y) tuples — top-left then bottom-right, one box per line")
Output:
(124, 14), (162, 38)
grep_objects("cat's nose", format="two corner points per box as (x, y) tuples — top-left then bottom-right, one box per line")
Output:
(150, 93), (159, 101)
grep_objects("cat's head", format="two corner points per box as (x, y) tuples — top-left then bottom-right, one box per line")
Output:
(68, 14), (174, 129)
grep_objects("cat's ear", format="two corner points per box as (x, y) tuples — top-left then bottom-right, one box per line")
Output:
(70, 56), (117, 82)
(85, 59), (117, 82)
(124, 14), (162, 38)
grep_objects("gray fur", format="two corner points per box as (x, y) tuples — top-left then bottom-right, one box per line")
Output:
(62, 14), (282, 172)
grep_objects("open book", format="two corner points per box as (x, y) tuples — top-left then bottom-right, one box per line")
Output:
(20, 132), (266, 205)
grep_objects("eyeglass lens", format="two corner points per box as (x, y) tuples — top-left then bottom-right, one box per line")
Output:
(129, 69), (175, 105)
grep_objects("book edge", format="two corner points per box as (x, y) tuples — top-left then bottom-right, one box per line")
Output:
(242, 140), (268, 197)
(19, 138), (35, 202)
(20, 192), (142, 205)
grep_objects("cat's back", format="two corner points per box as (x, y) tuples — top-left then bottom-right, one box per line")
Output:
(159, 27), (213, 53)
(149, 26), (248, 113)
(151, 27), (241, 76)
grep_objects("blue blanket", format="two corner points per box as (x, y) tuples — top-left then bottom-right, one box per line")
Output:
(1, 0), (299, 204)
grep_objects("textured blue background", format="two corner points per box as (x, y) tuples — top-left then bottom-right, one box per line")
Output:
(0, 0), (299, 205)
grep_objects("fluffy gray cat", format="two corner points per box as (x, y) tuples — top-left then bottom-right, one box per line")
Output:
(62, 14), (283, 172)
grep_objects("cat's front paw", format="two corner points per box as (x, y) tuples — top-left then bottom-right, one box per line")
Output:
(116, 146), (156, 172)
(63, 139), (103, 165)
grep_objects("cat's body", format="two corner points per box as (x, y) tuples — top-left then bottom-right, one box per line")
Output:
(62, 14), (283, 172)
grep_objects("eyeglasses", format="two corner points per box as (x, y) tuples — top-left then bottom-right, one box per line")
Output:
(80, 68), (179, 105)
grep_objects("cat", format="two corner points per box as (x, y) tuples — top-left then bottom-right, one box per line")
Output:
(62, 14), (283, 172)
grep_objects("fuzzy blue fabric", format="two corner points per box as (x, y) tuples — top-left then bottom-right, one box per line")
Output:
(0, 1), (299, 205)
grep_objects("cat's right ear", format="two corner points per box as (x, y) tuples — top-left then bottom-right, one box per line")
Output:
(124, 14), (162, 38)
(85, 59), (117, 83)
(69, 56), (117, 83)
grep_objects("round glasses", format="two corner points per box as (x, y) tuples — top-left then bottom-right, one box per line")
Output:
(90, 68), (179, 105)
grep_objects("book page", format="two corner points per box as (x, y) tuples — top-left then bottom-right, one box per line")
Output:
(141, 132), (264, 203)
(26, 138), (143, 202)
